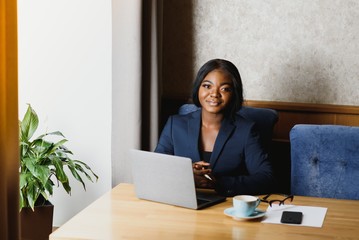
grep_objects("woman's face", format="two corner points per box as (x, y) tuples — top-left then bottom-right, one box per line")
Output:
(198, 70), (234, 115)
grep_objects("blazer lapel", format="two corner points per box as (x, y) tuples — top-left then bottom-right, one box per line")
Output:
(187, 110), (201, 162)
(210, 118), (236, 169)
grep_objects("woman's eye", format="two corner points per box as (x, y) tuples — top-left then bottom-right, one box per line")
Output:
(202, 84), (211, 89)
(221, 87), (233, 92)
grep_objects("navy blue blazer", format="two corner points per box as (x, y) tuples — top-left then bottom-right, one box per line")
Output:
(155, 109), (275, 196)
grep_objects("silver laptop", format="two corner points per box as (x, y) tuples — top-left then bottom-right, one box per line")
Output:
(129, 149), (226, 209)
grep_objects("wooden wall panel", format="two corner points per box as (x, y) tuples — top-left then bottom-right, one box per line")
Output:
(336, 114), (359, 126)
(273, 112), (335, 141)
(244, 100), (359, 142)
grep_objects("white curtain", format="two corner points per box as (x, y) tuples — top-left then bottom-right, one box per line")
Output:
(111, 0), (162, 186)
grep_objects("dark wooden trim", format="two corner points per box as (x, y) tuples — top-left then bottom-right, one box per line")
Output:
(244, 100), (359, 115)
(244, 100), (359, 142)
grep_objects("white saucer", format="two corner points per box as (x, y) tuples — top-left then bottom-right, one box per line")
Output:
(224, 207), (266, 220)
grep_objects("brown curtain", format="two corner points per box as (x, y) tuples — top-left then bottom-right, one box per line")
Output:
(0, 0), (20, 239)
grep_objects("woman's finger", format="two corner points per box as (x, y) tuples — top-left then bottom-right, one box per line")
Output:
(193, 161), (210, 170)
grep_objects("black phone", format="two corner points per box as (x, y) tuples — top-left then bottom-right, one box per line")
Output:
(280, 211), (303, 224)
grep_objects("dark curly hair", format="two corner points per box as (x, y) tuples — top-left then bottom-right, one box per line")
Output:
(192, 59), (243, 119)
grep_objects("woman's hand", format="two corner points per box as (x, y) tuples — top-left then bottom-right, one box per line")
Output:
(193, 161), (216, 189)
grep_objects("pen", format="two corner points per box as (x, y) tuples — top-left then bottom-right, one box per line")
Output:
(204, 174), (213, 181)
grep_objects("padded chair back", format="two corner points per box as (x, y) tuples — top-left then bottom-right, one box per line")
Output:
(290, 124), (359, 200)
(178, 104), (278, 152)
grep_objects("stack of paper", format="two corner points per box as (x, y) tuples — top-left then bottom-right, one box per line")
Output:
(261, 204), (327, 228)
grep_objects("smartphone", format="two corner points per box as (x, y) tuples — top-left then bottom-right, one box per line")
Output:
(280, 211), (303, 224)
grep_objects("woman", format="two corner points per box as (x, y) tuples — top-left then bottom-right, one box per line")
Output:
(155, 59), (275, 196)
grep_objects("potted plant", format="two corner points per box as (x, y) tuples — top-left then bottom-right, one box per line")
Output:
(19, 104), (98, 239)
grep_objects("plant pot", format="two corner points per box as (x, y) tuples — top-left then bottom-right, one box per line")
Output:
(20, 200), (54, 240)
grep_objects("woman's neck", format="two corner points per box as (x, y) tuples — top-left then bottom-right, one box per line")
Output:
(201, 111), (224, 128)
(200, 111), (223, 152)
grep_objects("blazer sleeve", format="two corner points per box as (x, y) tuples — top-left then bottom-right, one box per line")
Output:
(154, 116), (174, 155)
(214, 124), (276, 196)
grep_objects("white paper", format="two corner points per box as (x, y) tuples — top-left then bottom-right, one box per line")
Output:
(261, 204), (327, 228)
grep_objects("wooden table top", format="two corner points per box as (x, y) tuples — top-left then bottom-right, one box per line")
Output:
(50, 183), (359, 240)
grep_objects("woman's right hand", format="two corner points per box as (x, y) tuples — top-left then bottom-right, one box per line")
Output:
(193, 161), (215, 189)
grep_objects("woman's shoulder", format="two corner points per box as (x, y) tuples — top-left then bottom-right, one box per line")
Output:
(172, 108), (201, 119)
(164, 109), (201, 126)
(231, 114), (262, 137)
(233, 113), (256, 127)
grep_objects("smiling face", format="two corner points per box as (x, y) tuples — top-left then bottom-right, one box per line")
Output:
(198, 70), (234, 115)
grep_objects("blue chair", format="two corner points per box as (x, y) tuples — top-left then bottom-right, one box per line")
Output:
(290, 124), (359, 200)
(178, 104), (279, 152)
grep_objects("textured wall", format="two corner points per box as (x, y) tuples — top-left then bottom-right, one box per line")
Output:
(162, 0), (359, 106)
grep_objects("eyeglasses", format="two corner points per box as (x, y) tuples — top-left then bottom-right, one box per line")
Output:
(260, 194), (294, 207)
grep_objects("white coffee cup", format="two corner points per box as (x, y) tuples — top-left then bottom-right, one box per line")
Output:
(233, 195), (261, 217)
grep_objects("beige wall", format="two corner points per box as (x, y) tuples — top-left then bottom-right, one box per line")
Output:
(162, 0), (359, 106)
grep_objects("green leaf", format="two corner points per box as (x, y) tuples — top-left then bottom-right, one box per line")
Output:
(36, 131), (65, 141)
(20, 104), (39, 141)
(73, 160), (99, 181)
(24, 157), (51, 187)
(52, 157), (68, 182)
(61, 180), (72, 195)
(44, 178), (54, 196)
(50, 139), (68, 154)
(67, 161), (86, 190)
(19, 191), (25, 210)
(73, 163), (96, 183)
(25, 179), (41, 211)
(19, 172), (30, 189)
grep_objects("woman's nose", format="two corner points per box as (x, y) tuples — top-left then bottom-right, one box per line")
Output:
(210, 88), (220, 97)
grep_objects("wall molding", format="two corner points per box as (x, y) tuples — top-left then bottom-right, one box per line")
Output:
(244, 100), (359, 114)
(244, 100), (359, 142)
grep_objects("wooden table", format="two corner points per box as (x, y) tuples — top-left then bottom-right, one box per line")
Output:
(50, 183), (359, 240)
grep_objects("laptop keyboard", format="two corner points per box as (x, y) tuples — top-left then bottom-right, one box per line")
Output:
(197, 198), (211, 205)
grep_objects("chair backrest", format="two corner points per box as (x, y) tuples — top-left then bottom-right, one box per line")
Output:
(290, 124), (359, 200)
(178, 104), (278, 152)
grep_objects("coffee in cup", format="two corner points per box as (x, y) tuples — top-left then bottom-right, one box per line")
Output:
(233, 195), (261, 217)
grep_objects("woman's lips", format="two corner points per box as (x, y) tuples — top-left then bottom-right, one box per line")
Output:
(206, 100), (221, 106)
